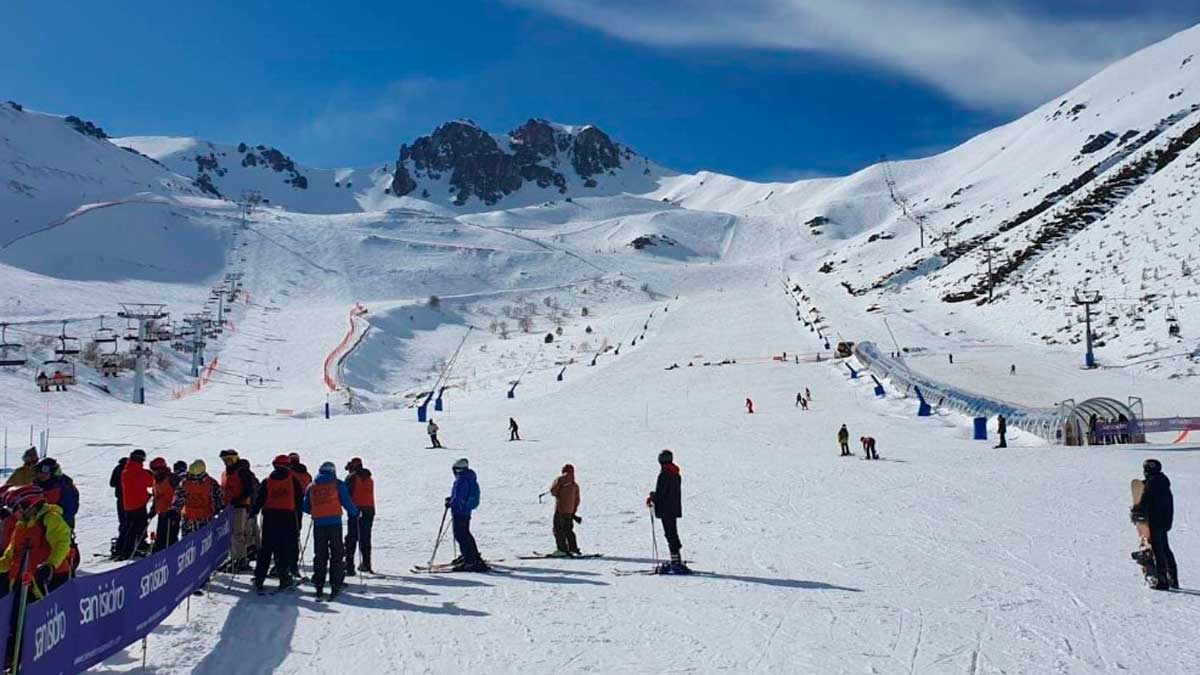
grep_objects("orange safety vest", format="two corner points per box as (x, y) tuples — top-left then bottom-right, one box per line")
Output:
(263, 475), (297, 511)
(308, 482), (341, 519)
(294, 470), (312, 491)
(349, 474), (375, 508)
(221, 470), (244, 506)
(153, 475), (176, 515)
(182, 477), (217, 521)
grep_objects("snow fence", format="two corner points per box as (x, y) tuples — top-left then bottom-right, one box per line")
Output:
(853, 341), (1069, 443)
(12, 510), (231, 673)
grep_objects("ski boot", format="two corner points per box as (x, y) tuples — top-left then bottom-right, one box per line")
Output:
(547, 550), (571, 558)
(569, 549), (583, 557)
(344, 564), (357, 577)
(358, 561), (373, 573)
(253, 578), (265, 594)
(315, 586), (325, 601)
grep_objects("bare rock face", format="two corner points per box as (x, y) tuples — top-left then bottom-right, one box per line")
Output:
(390, 118), (636, 206)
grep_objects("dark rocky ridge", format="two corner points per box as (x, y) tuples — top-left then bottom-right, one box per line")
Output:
(391, 118), (636, 206)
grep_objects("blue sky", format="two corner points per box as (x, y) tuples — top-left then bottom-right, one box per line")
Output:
(2, 1), (1196, 179)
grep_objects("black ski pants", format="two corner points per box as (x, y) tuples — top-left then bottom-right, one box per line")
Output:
(312, 523), (345, 591)
(152, 511), (181, 552)
(452, 515), (481, 564)
(345, 508), (375, 570)
(255, 510), (299, 585)
(430, 434), (442, 448)
(553, 513), (578, 553)
(116, 508), (149, 559)
(1150, 529), (1178, 586)
(660, 516), (682, 557)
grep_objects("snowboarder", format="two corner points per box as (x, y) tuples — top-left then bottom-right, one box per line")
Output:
(1135, 459), (1178, 590)
(5, 447), (40, 487)
(996, 414), (1008, 448)
(838, 425), (851, 456)
(860, 436), (878, 460)
(344, 457), (375, 575)
(251, 455), (305, 593)
(303, 461), (358, 599)
(509, 417), (520, 442)
(646, 449), (688, 574)
(150, 457), (181, 552)
(219, 449), (259, 572)
(116, 449), (154, 560)
(745, 398), (754, 414)
(428, 419), (443, 449)
(446, 458), (485, 572)
(0, 485), (73, 599)
(548, 464), (581, 557)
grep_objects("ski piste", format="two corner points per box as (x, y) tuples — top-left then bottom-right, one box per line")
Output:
(517, 552), (603, 560)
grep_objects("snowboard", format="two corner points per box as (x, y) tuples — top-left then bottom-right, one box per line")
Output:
(1130, 478), (1157, 586)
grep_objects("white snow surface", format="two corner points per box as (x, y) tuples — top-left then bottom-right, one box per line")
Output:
(0, 21), (1198, 675)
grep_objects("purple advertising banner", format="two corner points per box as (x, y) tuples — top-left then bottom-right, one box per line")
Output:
(1096, 417), (1200, 435)
(18, 510), (230, 674)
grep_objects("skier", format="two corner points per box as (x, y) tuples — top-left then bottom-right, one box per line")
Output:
(548, 464), (581, 557)
(996, 414), (1008, 449)
(1136, 459), (1178, 590)
(949, 353), (954, 364)
(745, 398), (754, 414)
(303, 461), (358, 599)
(860, 436), (878, 460)
(795, 392), (802, 407)
(446, 458), (485, 572)
(428, 419), (443, 449)
(150, 458), (182, 552)
(1009, 364), (1017, 376)
(646, 449), (688, 574)
(344, 457), (375, 575)
(805, 387), (811, 401)
(116, 449), (154, 560)
(219, 449), (259, 572)
(800, 396), (809, 411)
(174, 460), (223, 535)
(33, 458), (79, 530)
(509, 417), (520, 442)
(289, 453), (312, 579)
(109, 456), (127, 538)
(5, 447), (40, 487)
(251, 455), (304, 593)
(838, 425), (851, 456)
(0, 485), (73, 599)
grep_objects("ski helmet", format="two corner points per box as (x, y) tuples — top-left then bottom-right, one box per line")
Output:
(34, 457), (59, 480)
(7, 485), (44, 515)
(658, 449), (673, 464)
(173, 460), (188, 474)
(345, 457), (363, 472)
(452, 458), (469, 473)
(561, 463), (574, 475)
(288, 452), (301, 465)
(150, 457), (169, 472)
(272, 454), (291, 469)
(319, 461), (336, 476)
(130, 449), (147, 462)
(1143, 458), (1163, 477)
(188, 460), (207, 476)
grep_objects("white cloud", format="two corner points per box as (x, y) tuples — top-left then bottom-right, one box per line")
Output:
(509, 0), (1185, 111)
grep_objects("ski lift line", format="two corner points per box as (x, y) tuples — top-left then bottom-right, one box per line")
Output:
(512, 342), (547, 388)
(429, 326), (475, 396)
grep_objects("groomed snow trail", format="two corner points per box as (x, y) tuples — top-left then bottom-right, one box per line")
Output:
(55, 257), (1197, 674)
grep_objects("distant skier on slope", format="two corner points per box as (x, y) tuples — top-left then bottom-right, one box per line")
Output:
(996, 415), (1008, 449)
(428, 419), (443, 449)
(446, 458), (486, 572)
(746, 398), (754, 414)
(509, 417), (520, 442)
(860, 436), (878, 460)
(805, 387), (811, 401)
(838, 425), (851, 456)
(795, 392), (802, 407)
(548, 464), (581, 557)
(1135, 459), (1178, 590)
(303, 461), (358, 600)
(646, 449), (689, 574)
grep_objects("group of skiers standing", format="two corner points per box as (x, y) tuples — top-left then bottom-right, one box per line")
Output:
(0, 447), (82, 602)
(108, 448), (375, 600)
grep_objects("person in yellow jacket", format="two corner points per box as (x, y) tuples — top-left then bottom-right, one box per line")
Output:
(4, 448), (41, 487)
(0, 485), (73, 600)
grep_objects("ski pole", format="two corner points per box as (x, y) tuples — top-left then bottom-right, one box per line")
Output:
(648, 507), (659, 566)
(357, 517), (365, 590)
(10, 546), (32, 674)
(300, 518), (313, 578)
(427, 506), (450, 567)
(537, 491), (549, 504)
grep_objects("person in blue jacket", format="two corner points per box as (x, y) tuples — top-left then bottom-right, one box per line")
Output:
(303, 461), (358, 599)
(445, 458), (485, 572)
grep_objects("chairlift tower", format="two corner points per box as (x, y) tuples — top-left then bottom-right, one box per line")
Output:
(183, 314), (209, 377)
(1073, 290), (1102, 368)
(118, 303), (167, 404)
(880, 155), (928, 248)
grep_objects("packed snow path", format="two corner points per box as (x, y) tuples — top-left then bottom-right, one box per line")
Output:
(46, 261), (1197, 674)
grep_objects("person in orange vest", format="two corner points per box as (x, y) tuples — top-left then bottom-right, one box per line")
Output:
(149, 458), (181, 552)
(174, 460), (223, 534)
(219, 449), (259, 572)
(115, 449), (154, 560)
(0, 485), (73, 600)
(343, 457), (375, 575)
(288, 453), (312, 579)
(251, 455), (305, 593)
(303, 461), (357, 600)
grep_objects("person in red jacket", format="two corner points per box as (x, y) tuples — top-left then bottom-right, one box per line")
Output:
(150, 458), (182, 552)
(250, 455), (304, 592)
(115, 449), (154, 560)
(343, 457), (375, 575)
(220, 449), (259, 571)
